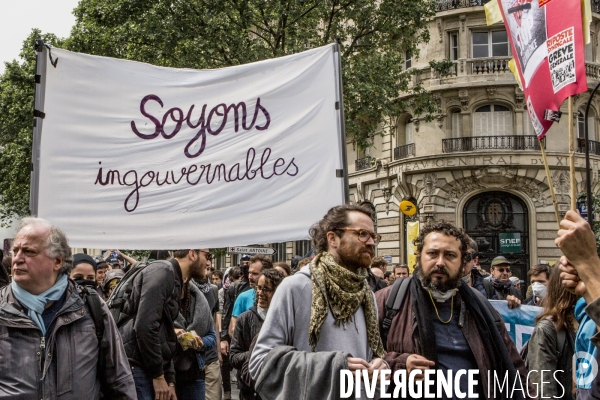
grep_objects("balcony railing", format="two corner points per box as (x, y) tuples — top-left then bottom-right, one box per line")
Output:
(355, 156), (375, 171)
(394, 143), (415, 160)
(443, 135), (544, 153)
(437, 0), (491, 11)
(469, 58), (511, 74)
(577, 138), (600, 156)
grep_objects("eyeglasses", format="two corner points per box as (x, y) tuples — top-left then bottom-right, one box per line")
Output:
(495, 267), (511, 273)
(335, 228), (381, 245)
(256, 285), (274, 294)
(198, 250), (213, 261)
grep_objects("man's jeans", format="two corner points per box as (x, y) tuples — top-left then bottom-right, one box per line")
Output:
(176, 379), (205, 400)
(131, 367), (155, 400)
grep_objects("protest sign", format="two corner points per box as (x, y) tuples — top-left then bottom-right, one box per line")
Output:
(489, 300), (542, 351)
(492, 0), (588, 138)
(33, 44), (346, 249)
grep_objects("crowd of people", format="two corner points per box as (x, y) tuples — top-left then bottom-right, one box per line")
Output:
(0, 205), (599, 399)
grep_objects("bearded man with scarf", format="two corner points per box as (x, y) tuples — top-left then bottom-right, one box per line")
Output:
(249, 204), (387, 399)
(0, 218), (135, 399)
(375, 221), (531, 400)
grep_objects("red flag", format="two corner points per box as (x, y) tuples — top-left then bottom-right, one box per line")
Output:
(497, 0), (587, 138)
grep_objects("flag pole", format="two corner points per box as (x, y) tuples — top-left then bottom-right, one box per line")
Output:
(539, 136), (561, 228)
(568, 96), (577, 210)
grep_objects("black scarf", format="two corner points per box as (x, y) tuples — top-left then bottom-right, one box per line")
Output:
(410, 278), (525, 400)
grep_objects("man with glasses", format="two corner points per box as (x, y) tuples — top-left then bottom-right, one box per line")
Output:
(463, 237), (488, 296)
(249, 204), (387, 399)
(486, 256), (522, 306)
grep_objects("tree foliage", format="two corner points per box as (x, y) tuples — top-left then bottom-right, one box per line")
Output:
(0, 0), (438, 224)
(0, 31), (63, 226)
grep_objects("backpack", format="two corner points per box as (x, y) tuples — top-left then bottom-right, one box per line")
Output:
(106, 261), (150, 326)
(519, 320), (566, 369)
(381, 277), (411, 348)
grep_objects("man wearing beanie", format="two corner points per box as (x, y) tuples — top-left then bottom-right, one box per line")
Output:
(249, 204), (387, 399)
(0, 217), (135, 399)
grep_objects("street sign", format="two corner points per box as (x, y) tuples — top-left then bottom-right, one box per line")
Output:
(499, 233), (521, 254)
(577, 201), (588, 218)
(228, 246), (277, 255)
(383, 255), (392, 264)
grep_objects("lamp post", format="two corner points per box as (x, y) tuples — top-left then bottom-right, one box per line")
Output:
(584, 81), (600, 221)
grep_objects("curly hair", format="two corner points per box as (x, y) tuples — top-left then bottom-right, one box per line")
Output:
(309, 204), (374, 253)
(259, 268), (285, 292)
(414, 220), (470, 269)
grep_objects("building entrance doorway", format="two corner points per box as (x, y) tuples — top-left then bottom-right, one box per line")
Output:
(463, 191), (530, 295)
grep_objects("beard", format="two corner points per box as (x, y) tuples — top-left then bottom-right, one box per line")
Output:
(337, 240), (374, 271)
(414, 263), (462, 293)
(190, 258), (206, 280)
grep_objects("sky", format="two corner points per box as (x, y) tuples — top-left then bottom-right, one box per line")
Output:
(0, 0), (80, 74)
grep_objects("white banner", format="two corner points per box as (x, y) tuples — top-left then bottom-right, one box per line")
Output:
(36, 44), (346, 249)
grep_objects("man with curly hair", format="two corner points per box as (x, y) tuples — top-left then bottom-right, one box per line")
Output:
(249, 204), (387, 399)
(375, 220), (530, 399)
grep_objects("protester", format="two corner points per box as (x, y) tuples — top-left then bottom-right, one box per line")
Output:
(273, 262), (291, 277)
(230, 269), (284, 400)
(384, 271), (394, 285)
(483, 256), (522, 307)
(0, 217), (135, 398)
(221, 255), (252, 400)
(527, 265), (577, 400)
(463, 237), (487, 296)
(375, 220), (530, 399)
(574, 296), (598, 398)
(101, 268), (125, 298)
(173, 249), (215, 400)
(70, 253), (98, 289)
(249, 204), (387, 399)
(1, 254), (11, 282)
(290, 255), (303, 274)
(229, 255), (273, 339)
(297, 257), (311, 271)
(95, 258), (109, 287)
(371, 266), (385, 281)
(508, 276), (523, 290)
(393, 263), (409, 279)
(371, 256), (388, 273)
(211, 269), (223, 286)
(556, 210), (600, 398)
(119, 249), (210, 400)
(523, 263), (551, 306)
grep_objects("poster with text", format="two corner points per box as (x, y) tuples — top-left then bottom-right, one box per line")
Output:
(498, 0), (587, 138)
(36, 45), (346, 249)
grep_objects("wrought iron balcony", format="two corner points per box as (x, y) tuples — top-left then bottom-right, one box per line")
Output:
(437, 0), (492, 12)
(577, 138), (600, 156)
(394, 143), (415, 160)
(355, 156), (375, 171)
(443, 135), (544, 153)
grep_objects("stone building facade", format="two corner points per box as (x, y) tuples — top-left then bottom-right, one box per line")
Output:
(345, 0), (600, 282)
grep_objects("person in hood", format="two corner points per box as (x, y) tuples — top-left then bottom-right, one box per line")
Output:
(101, 268), (125, 299)
(231, 268), (284, 399)
(70, 253), (98, 289)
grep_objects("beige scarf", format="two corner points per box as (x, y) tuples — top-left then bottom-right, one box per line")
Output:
(309, 251), (384, 358)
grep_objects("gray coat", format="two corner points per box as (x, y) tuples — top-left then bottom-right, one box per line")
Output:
(0, 280), (136, 400)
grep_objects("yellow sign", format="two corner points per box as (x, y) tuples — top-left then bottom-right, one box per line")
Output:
(407, 221), (419, 272)
(399, 200), (417, 216)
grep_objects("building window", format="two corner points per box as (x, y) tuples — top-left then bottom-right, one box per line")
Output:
(472, 31), (510, 58)
(294, 240), (312, 258)
(450, 32), (459, 61)
(578, 110), (596, 139)
(451, 110), (462, 138)
(405, 50), (412, 69)
(473, 104), (513, 136)
(396, 114), (414, 145)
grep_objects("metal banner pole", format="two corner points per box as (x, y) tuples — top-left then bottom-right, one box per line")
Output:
(30, 40), (48, 217)
(333, 40), (350, 204)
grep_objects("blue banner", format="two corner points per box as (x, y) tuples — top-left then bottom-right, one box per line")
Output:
(489, 300), (542, 351)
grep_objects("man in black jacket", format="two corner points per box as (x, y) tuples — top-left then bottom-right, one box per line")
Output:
(121, 248), (211, 400)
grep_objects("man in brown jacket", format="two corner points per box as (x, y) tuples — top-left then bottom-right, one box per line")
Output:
(375, 220), (531, 400)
